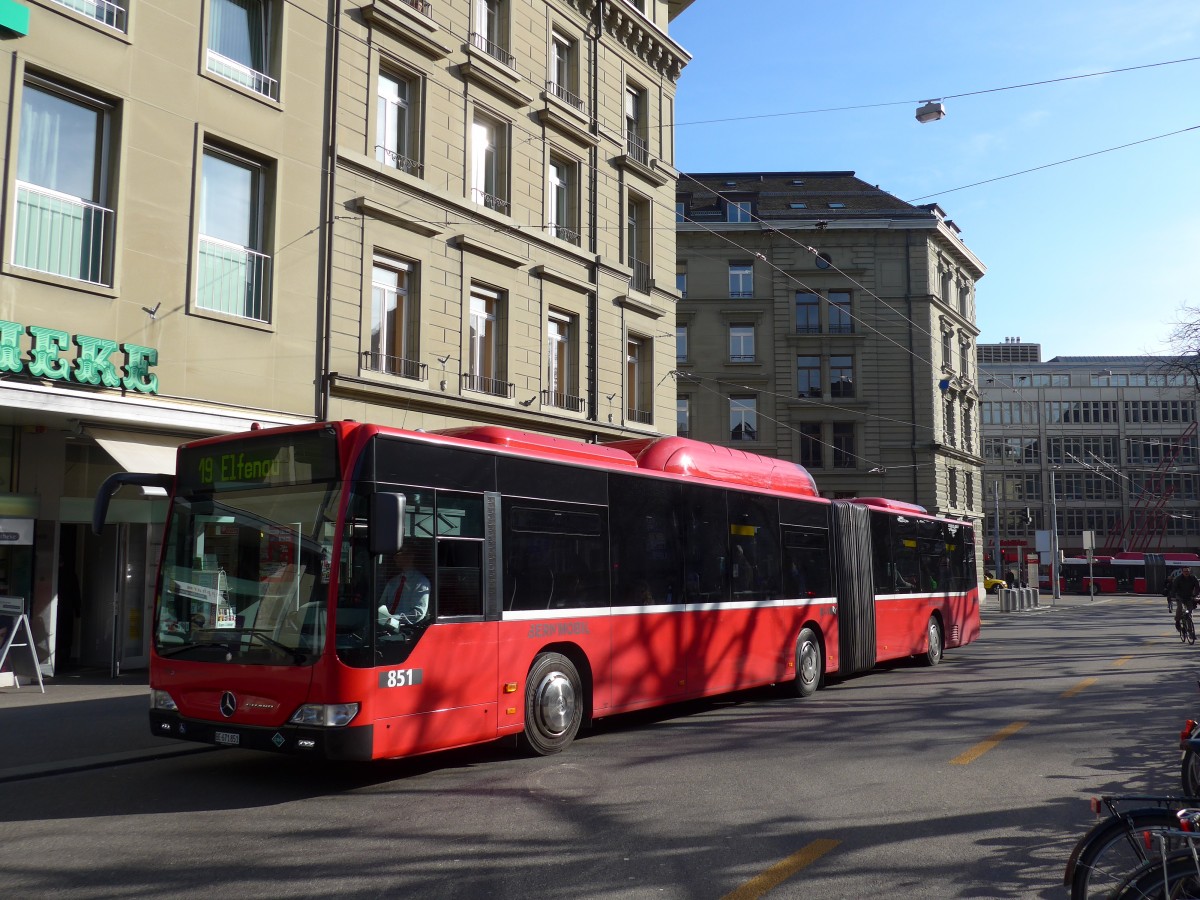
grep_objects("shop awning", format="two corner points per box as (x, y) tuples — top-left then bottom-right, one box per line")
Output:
(87, 428), (187, 495)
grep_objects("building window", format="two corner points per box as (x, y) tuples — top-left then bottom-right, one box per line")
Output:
(729, 325), (755, 363)
(798, 423), (822, 468)
(625, 84), (647, 163)
(677, 396), (690, 438)
(726, 200), (752, 223)
(50, 0), (126, 31)
(959, 342), (971, 379)
(627, 193), (650, 291)
(367, 257), (421, 379)
(941, 331), (953, 369)
(729, 261), (753, 298)
(376, 70), (420, 176)
(675, 325), (687, 362)
(545, 310), (581, 411)
(675, 200), (687, 223)
(471, 0), (512, 66)
(958, 280), (969, 317)
(962, 403), (973, 453)
(828, 291), (852, 334)
(965, 472), (974, 509)
(949, 467), (959, 508)
(944, 400), (956, 447)
(797, 356), (821, 398)
(829, 355), (854, 398)
(196, 146), (271, 322)
(626, 336), (652, 424)
(547, 31), (581, 109)
(13, 78), (114, 286)
(466, 284), (510, 396)
(730, 396), (757, 441)
(471, 114), (508, 214)
(548, 155), (578, 244)
(832, 423), (855, 468)
(940, 266), (952, 303)
(676, 262), (686, 298)
(207, 0), (278, 100)
(795, 292), (820, 333)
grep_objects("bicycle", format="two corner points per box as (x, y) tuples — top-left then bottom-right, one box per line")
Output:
(1179, 602), (1197, 645)
(1110, 810), (1200, 899)
(1064, 796), (1196, 899)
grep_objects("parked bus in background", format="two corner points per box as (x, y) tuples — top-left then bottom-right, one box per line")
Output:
(94, 422), (981, 761)
(1058, 552), (1200, 595)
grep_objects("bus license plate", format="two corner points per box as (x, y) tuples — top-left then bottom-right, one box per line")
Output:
(214, 731), (240, 746)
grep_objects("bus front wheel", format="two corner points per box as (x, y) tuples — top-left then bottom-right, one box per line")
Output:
(519, 652), (583, 756)
(921, 616), (943, 667)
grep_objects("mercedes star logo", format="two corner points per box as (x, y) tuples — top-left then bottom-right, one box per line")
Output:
(219, 691), (237, 718)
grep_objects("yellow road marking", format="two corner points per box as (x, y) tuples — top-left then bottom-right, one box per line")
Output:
(1113, 656), (1133, 667)
(722, 839), (841, 900)
(1062, 677), (1098, 697)
(951, 721), (1028, 765)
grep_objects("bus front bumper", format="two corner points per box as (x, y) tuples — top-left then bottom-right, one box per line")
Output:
(149, 710), (375, 760)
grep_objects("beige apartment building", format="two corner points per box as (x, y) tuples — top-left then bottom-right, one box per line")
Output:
(0, 0), (693, 677)
(675, 172), (986, 522)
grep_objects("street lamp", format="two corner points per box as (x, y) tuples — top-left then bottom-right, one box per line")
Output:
(915, 100), (946, 123)
(1049, 463), (1062, 601)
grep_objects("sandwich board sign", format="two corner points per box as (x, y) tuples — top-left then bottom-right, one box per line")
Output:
(0, 595), (44, 692)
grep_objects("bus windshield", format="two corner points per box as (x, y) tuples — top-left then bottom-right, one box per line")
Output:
(156, 431), (341, 665)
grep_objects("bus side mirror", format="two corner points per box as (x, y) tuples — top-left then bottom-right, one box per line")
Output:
(370, 493), (406, 556)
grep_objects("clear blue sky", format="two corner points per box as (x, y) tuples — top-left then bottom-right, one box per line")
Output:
(670, 1), (1200, 358)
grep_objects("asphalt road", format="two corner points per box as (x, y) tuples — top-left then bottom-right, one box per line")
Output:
(0, 594), (1191, 899)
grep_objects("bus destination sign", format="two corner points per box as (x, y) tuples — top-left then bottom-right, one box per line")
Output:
(179, 431), (339, 492)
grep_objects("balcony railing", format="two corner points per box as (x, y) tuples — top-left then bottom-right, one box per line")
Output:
(375, 146), (423, 177)
(196, 236), (272, 323)
(13, 182), (112, 286)
(462, 372), (514, 398)
(206, 49), (279, 101)
(471, 188), (511, 215)
(730, 354), (756, 363)
(469, 31), (515, 68)
(550, 223), (580, 245)
(51, 0), (126, 30)
(796, 324), (821, 334)
(677, 428), (690, 439)
(730, 289), (754, 298)
(542, 390), (586, 413)
(546, 80), (584, 111)
(627, 407), (653, 425)
(828, 323), (854, 335)
(396, 0), (431, 14)
(362, 351), (426, 381)
(629, 257), (650, 293)
(626, 132), (649, 165)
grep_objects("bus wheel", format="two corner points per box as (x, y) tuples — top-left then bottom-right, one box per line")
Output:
(520, 653), (583, 756)
(921, 616), (943, 667)
(782, 628), (822, 698)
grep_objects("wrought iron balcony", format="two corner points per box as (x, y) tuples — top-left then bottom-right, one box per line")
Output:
(542, 390), (586, 413)
(626, 132), (649, 165)
(396, 0), (431, 14)
(196, 236), (272, 323)
(472, 188), (510, 215)
(730, 289), (754, 298)
(629, 257), (650, 293)
(730, 354), (756, 363)
(550, 223), (580, 245)
(469, 31), (515, 68)
(828, 323), (854, 335)
(361, 352), (426, 381)
(462, 372), (514, 398)
(206, 49), (279, 100)
(13, 182), (113, 286)
(51, 0), (126, 31)
(375, 146), (423, 177)
(546, 80), (584, 111)
(627, 407), (653, 425)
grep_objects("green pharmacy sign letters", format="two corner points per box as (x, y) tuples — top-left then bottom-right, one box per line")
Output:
(0, 321), (158, 394)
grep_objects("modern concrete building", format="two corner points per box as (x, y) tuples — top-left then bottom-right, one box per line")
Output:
(675, 172), (985, 524)
(0, 0), (693, 676)
(978, 343), (1200, 567)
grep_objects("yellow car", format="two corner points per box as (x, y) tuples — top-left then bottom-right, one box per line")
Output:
(983, 575), (1006, 594)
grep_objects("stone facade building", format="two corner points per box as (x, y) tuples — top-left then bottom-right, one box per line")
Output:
(0, 0), (693, 675)
(675, 171), (985, 522)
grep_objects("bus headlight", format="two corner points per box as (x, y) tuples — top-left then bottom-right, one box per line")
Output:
(288, 703), (360, 727)
(151, 689), (178, 712)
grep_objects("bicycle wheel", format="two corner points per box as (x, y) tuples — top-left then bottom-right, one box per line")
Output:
(1067, 807), (1183, 900)
(1112, 849), (1200, 899)
(1188, 616), (1197, 645)
(1183, 746), (1200, 796)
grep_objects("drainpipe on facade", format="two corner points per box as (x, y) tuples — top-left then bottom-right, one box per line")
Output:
(586, 0), (605, 425)
(318, 0), (343, 422)
(905, 229), (919, 504)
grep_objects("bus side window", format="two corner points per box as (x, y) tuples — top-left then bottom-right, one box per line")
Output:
(435, 492), (485, 619)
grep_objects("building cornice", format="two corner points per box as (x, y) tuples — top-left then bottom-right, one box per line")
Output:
(567, 0), (691, 81)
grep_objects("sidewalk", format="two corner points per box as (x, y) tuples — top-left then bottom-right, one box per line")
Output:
(0, 669), (209, 781)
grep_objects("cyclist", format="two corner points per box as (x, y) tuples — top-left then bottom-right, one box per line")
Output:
(1172, 566), (1200, 632)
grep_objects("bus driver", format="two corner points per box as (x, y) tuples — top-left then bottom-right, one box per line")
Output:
(377, 543), (430, 632)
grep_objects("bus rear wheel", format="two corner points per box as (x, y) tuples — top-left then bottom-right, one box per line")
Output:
(781, 628), (822, 698)
(921, 616), (943, 667)
(519, 652), (583, 756)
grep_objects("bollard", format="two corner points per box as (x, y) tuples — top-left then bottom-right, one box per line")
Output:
(1030, 588), (1039, 608)
(999, 588), (1013, 612)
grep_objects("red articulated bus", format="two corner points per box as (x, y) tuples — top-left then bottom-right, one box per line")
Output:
(94, 422), (981, 761)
